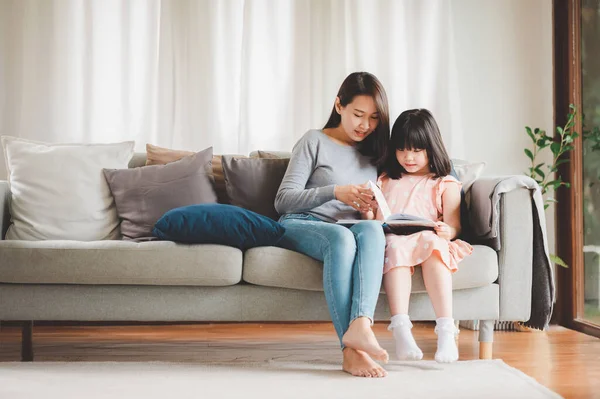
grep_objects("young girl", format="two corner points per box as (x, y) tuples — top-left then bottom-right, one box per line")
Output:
(376, 108), (472, 363)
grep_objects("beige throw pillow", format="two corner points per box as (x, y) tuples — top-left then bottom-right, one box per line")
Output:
(250, 150), (292, 159)
(145, 143), (194, 166)
(1, 136), (134, 241)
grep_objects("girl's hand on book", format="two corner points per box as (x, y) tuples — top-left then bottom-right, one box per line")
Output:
(360, 209), (375, 220)
(434, 221), (453, 240)
(334, 184), (377, 211)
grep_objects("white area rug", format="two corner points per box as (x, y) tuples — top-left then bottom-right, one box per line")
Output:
(0, 359), (561, 399)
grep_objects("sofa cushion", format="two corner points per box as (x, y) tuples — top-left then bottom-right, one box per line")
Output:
(243, 245), (498, 293)
(144, 143), (247, 204)
(104, 148), (217, 240)
(153, 204), (285, 249)
(221, 156), (290, 220)
(0, 240), (242, 286)
(1, 136), (134, 241)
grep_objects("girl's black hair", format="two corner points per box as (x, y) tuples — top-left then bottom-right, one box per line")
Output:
(383, 108), (451, 179)
(323, 72), (389, 168)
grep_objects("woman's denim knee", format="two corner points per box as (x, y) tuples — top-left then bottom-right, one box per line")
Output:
(351, 220), (386, 236)
(351, 221), (385, 244)
(328, 227), (357, 258)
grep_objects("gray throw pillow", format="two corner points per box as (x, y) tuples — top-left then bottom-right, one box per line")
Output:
(221, 157), (290, 220)
(103, 147), (217, 240)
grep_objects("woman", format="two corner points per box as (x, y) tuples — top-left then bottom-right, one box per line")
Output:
(275, 72), (390, 378)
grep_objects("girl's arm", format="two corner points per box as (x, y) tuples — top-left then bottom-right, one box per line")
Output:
(440, 182), (462, 239)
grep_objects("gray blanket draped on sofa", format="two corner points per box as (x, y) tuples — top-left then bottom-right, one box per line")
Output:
(468, 176), (555, 330)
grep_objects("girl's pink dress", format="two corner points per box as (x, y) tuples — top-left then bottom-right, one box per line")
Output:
(376, 173), (473, 275)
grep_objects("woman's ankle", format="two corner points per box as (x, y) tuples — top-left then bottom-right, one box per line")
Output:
(350, 316), (373, 328)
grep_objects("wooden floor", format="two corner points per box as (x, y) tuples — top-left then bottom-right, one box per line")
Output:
(1, 322), (599, 398)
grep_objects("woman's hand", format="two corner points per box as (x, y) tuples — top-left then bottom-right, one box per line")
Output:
(334, 183), (378, 212)
(434, 221), (454, 240)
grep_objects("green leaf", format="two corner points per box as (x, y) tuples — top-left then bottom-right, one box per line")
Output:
(534, 167), (545, 179)
(550, 254), (568, 268)
(564, 182), (571, 188)
(557, 126), (564, 136)
(526, 127), (535, 142)
(555, 159), (570, 167)
(544, 203), (550, 210)
(565, 120), (574, 131)
(546, 197), (558, 203)
(524, 148), (534, 161)
(548, 180), (562, 190)
(550, 142), (561, 155)
(565, 134), (573, 143)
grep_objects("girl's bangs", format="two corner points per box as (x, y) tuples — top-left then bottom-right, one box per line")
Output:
(397, 125), (429, 150)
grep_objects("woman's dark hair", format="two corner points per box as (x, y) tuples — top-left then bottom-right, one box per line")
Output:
(383, 108), (451, 179)
(323, 72), (389, 167)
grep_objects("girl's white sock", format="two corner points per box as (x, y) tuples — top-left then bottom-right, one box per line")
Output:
(435, 317), (459, 363)
(388, 314), (423, 361)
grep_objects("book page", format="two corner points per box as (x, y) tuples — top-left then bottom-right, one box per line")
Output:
(385, 218), (436, 227)
(386, 213), (435, 226)
(336, 219), (384, 225)
(368, 180), (391, 220)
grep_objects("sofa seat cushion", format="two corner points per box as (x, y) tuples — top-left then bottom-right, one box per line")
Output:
(243, 245), (498, 293)
(0, 240), (242, 286)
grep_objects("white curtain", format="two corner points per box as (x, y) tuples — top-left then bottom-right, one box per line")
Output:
(0, 0), (463, 178)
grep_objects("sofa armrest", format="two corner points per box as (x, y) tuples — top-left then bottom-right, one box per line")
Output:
(1, 180), (9, 240)
(468, 179), (533, 321)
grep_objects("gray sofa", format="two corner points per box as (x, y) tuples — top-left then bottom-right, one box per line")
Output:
(0, 153), (534, 361)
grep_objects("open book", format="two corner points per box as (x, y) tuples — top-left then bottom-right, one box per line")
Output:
(336, 181), (437, 234)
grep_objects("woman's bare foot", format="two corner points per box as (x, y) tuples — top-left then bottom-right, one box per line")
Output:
(342, 347), (388, 377)
(342, 316), (389, 363)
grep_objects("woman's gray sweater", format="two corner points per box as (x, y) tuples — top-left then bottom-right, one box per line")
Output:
(274, 129), (377, 223)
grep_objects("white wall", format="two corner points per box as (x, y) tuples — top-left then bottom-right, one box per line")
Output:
(452, 0), (553, 175)
(450, 0), (555, 253)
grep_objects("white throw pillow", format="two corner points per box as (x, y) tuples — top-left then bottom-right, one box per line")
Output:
(451, 159), (486, 193)
(1, 136), (134, 240)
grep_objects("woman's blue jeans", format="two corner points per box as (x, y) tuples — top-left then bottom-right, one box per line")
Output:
(277, 213), (386, 348)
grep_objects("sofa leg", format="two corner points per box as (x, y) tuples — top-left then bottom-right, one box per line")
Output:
(478, 319), (494, 360)
(479, 342), (493, 359)
(21, 321), (33, 362)
(454, 320), (460, 344)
